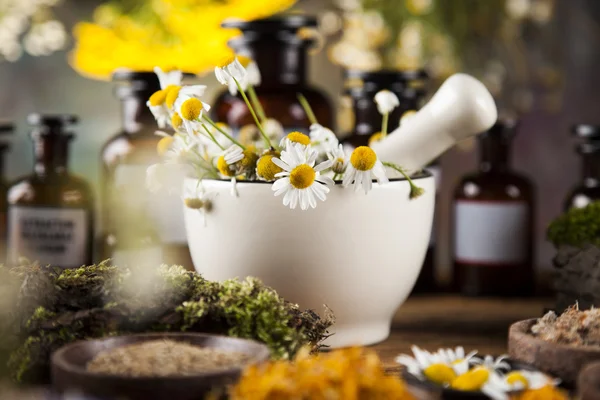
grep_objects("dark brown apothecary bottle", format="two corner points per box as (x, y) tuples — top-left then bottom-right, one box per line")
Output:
(100, 71), (192, 269)
(0, 122), (13, 262)
(341, 70), (439, 293)
(341, 69), (427, 148)
(452, 120), (535, 297)
(7, 115), (94, 268)
(213, 16), (334, 134)
(564, 124), (600, 210)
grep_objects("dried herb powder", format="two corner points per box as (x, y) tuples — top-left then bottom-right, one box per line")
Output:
(86, 340), (252, 377)
(531, 305), (600, 347)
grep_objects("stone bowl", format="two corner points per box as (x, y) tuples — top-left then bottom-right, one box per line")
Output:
(51, 332), (270, 400)
(578, 361), (600, 400)
(508, 318), (600, 386)
(184, 173), (435, 348)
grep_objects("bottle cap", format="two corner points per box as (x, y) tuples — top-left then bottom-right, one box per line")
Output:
(572, 124), (600, 140)
(0, 121), (13, 134)
(27, 114), (78, 127)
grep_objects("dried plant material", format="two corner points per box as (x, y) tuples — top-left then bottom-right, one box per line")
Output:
(229, 347), (415, 399)
(87, 340), (252, 377)
(531, 305), (600, 347)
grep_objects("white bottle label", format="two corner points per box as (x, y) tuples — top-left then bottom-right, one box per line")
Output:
(454, 201), (528, 265)
(8, 207), (89, 268)
(113, 164), (186, 244)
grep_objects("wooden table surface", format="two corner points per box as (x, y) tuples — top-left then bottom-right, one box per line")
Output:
(372, 295), (553, 373)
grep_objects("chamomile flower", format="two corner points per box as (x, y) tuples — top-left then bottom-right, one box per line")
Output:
(183, 184), (216, 227)
(342, 146), (388, 193)
(154, 66), (182, 90)
(396, 346), (456, 385)
(280, 131), (311, 149)
(215, 55), (249, 91)
(227, 56), (260, 95)
(433, 347), (479, 376)
(374, 89), (400, 115)
(309, 123), (339, 155)
(504, 370), (560, 391)
(147, 100), (170, 128)
(256, 150), (283, 181)
(271, 144), (334, 210)
(263, 118), (284, 142)
(174, 96), (211, 135)
(328, 144), (347, 175)
(451, 367), (510, 400)
(155, 131), (192, 163)
(472, 355), (511, 374)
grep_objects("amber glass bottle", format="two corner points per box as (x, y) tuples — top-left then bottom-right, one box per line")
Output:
(100, 71), (192, 269)
(342, 69), (427, 148)
(213, 16), (333, 134)
(452, 120), (535, 296)
(6, 115), (94, 268)
(564, 124), (600, 210)
(0, 122), (13, 261)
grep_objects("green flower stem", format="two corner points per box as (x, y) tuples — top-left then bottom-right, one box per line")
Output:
(247, 85), (267, 123)
(232, 77), (273, 149)
(381, 112), (389, 137)
(382, 161), (424, 199)
(201, 123), (225, 151)
(297, 93), (318, 125)
(202, 115), (246, 150)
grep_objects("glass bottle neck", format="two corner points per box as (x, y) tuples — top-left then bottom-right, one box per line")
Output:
(582, 152), (600, 185)
(116, 74), (161, 135)
(33, 137), (69, 175)
(242, 42), (308, 88)
(479, 136), (511, 173)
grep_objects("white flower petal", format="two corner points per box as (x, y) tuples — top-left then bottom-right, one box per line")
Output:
(290, 189), (299, 209)
(317, 175), (335, 187)
(342, 166), (356, 187)
(272, 157), (291, 171)
(315, 159), (333, 172)
(299, 190), (309, 210)
(374, 89), (400, 115)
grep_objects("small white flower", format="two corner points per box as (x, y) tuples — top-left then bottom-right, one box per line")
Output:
(246, 60), (261, 86)
(155, 131), (193, 164)
(342, 146), (388, 193)
(174, 95), (211, 135)
(227, 58), (261, 95)
(505, 370), (560, 391)
(309, 123), (339, 155)
(147, 103), (170, 129)
(271, 144), (334, 210)
(263, 118), (284, 142)
(215, 56), (248, 92)
(374, 89), (400, 115)
(223, 145), (244, 165)
(328, 144), (347, 175)
(279, 131), (311, 150)
(154, 66), (182, 89)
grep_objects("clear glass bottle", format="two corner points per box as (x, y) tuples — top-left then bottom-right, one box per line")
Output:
(0, 122), (13, 261)
(7, 115), (94, 268)
(213, 16), (334, 134)
(564, 124), (600, 210)
(100, 71), (192, 269)
(452, 120), (535, 296)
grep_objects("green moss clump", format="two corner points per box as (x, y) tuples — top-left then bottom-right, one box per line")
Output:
(547, 201), (600, 248)
(1, 261), (334, 384)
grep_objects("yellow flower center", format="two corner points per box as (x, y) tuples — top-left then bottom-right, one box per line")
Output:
(184, 198), (204, 209)
(180, 98), (203, 121)
(156, 136), (174, 156)
(350, 146), (377, 171)
(518, 385), (568, 400)
(368, 132), (384, 146)
(289, 164), (316, 189)
(148, 89), (167, 106)
(286, 131), (311, 146)
(451, 367), (490, 392)
(423, 363), (457, 385)
(237, 55), (252, 68)
(217, 155), (235, 177)
(239, 149), (259, 170)
(336, 157), (345, 164)
(165, 85), (181, 109)
(257, 154), (283, 181)
(218, 55), (236, 68)
(171, 113), (183, 129)
(506, 372), (529, 389)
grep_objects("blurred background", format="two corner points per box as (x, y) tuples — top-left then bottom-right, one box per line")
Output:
(0, 0), (598, 284)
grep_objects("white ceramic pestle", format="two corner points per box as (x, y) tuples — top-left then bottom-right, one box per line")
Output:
(371, 73), (498, 176)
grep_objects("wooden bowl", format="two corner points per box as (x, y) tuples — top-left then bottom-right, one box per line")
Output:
(508, 319), (600, 386)
(578, 361), (600, 400)
(51, 332), (271, 400)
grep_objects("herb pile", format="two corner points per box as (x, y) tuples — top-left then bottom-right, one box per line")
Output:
(547, 201), (600, 311)
(0, 261), (333, 384)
